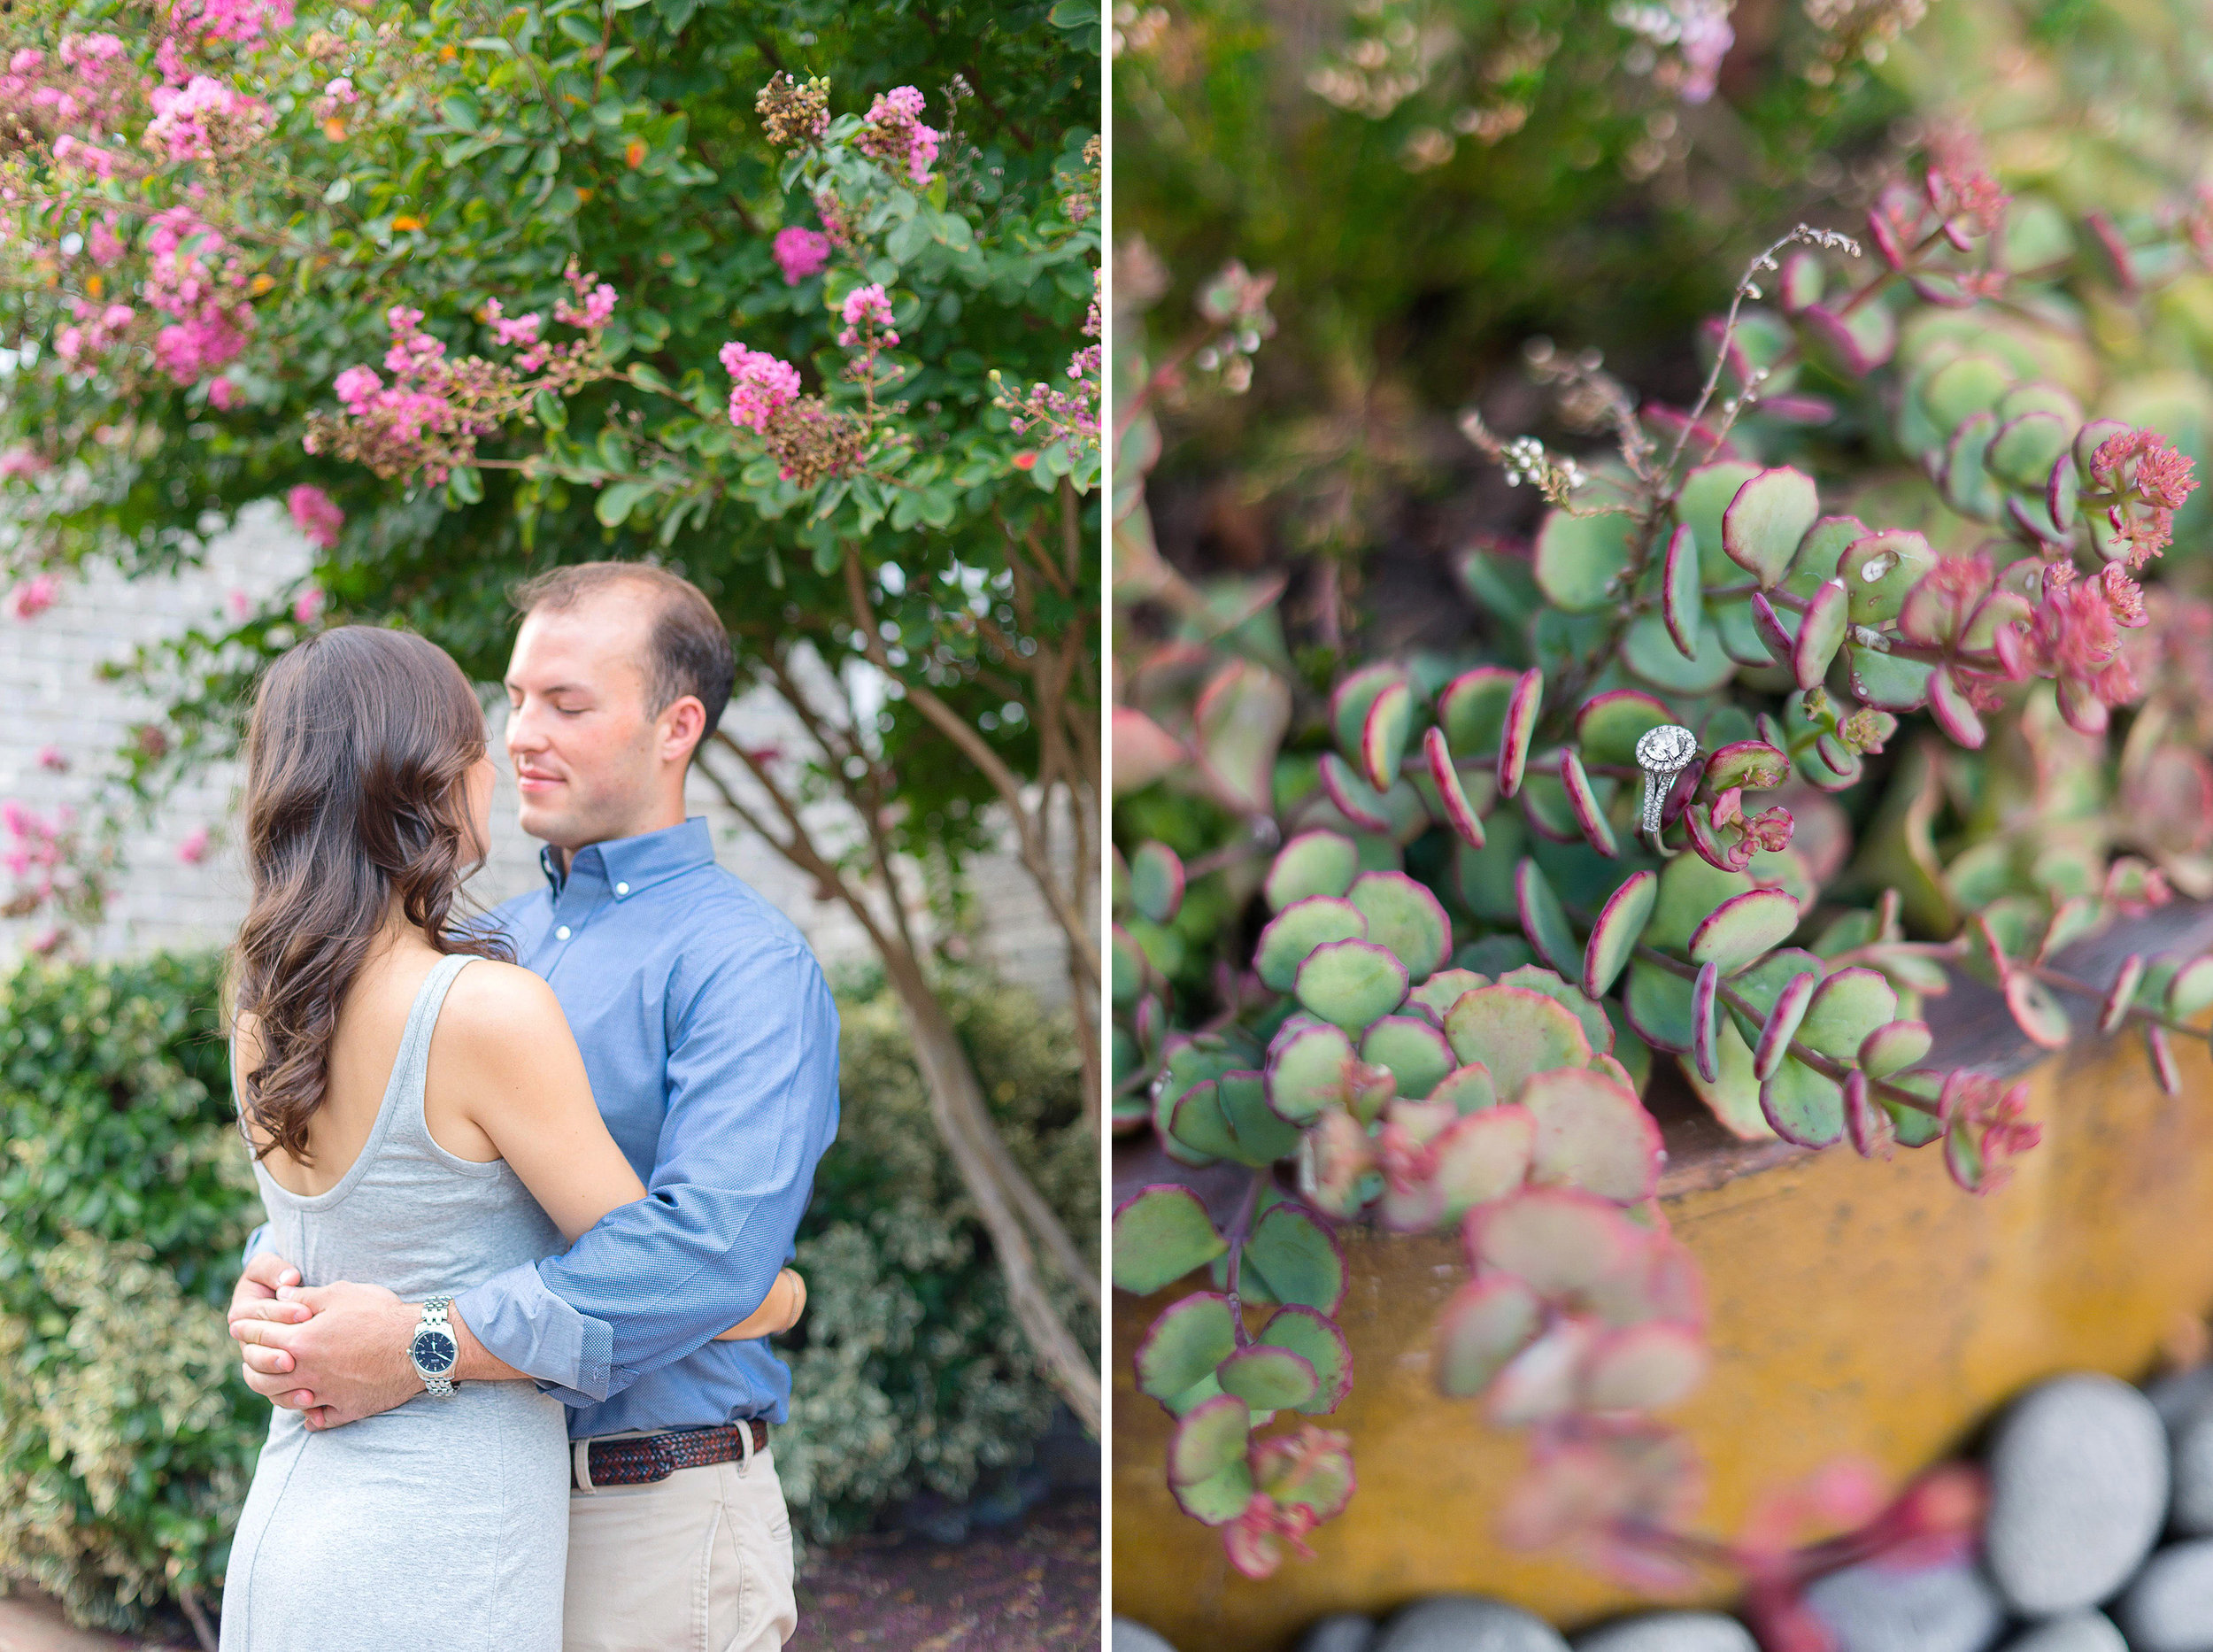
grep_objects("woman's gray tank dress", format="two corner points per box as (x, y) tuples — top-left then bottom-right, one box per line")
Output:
(219, 953), (569, 1651)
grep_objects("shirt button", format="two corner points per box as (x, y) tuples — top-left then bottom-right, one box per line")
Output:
(556, 925), (572, 940)
(615, 882), (629, 896)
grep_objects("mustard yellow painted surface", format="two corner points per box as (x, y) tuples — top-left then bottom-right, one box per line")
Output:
(1112, 1035), (2213, 1651)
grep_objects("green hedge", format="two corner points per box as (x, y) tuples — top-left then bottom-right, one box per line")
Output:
(0, 950), (1095, 1628)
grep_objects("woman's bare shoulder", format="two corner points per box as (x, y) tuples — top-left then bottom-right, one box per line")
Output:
(436, 957), (570, 1050)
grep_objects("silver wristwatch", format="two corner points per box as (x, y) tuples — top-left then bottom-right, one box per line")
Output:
(408, 1296), (459, 1398)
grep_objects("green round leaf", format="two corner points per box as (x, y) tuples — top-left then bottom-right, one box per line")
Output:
(1514, 857), (1582, 979)
(1215, 1070), (1307, 1166)
(1522, 1067), (1662, 1202)
(1702, 739), (1790, 792)
(1437, 666), (1519, 754)
(1264, 831), (1360, 912)
(1760, 1054), (1846, 1146)
(1361, 1015), (1456, 1100)
(1575, 691), (1675, 768)
(1986, 410), (2071, 490)
(1858, 1019), (1932, 1077)
(1427, 1106), (1536, 1221)
(1242, 1202), (1347, 1315)
(1295, 938), (1411, 1031)
(1840, 529), (1936, 625)
(1584, 868), (1659, 999)
(1643, 852), (1756, 953)
(1469, 1185), (1638, 1297)
(1431, 1063), (1501, 1115)
(1793, 578), (1849, 690)
(1497, 668), (1545, 799)
(1331, 662), (1411, 760)
(1677, 460), (1762, 581)
(1265, 1017), (1358, 1123)
(1407, 967), (1488, 1024)
(1584, 1322), (1707, 1412)
(1360, 678), (1415, 791)
(1687, 888), (1801, 973)
(1113, 1186), (1230, 1295)
(2168, 955), (2213, 1020)
(1784, 514), (1870, 598)
(1752, 969), (1818, 1081)
(1798, 967), (1900, 1060)
(1921, 353), (2011, 431)
(1623, 959), (1697, 1054)
(1681, 1015), (1777, 1141)
(1254, 896), (1368, 993)
(1168, 1394), (1254, 1525)
(1662, 521), (1703, 659)
(1434, 1274), (1540, 1398)
(1536, 508), (1637, 611)
(1136, 1293), (1238, 1402)
(1218, 1343), (1320, 1410)
(1258, 1306), (1353, 1414)
(1623, 610), (1737, 693)
(1444, 984), (1592, 1101)
(1130, 841), (1185, 925)
(1723, 467), (1821, 587)
(1346, 870), (1453, 981)
(1496, 964), (1614, 1054)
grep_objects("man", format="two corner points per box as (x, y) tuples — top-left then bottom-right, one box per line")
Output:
(229, 563), (837, 1652)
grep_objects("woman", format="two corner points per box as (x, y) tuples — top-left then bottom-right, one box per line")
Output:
(217, 626), (802, 1650)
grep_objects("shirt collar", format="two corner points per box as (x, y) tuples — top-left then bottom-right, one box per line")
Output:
(539, 816), (716, 899)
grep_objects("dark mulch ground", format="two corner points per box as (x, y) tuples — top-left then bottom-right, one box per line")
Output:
(792, 1491), (1101, 1651)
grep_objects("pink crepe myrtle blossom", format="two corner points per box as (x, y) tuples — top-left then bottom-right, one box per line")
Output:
(26, 926), (64, 955)
(292, 586), (325, 625)
(87, 217), (124, 266)
(287, 483), (343, 550)
(720, 343), (802, 434)
(168, 0), (296, 46)
(225, 587), (252, 623)
(176, 826), (211, 865)
(552, 274), (616, 331)
(333, 365), (382, 411)
(773, 226), (831, 286)
(144, 75), (271, 163)
(482, 298), (543, 349)
(207, 374), (239, 409)
(36, 745), (68, 773)
(5, 575), (58, 621)
(0, 448), (50, 480)
(2087, 428), (2197, 567)
(142, 208), (253, 384)
(313, 76), (357, 120)
(858, 86), (941, 186)
(837, 282), (898, 349)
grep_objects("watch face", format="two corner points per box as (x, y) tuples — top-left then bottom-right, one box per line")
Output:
(412, 1330), (458, 1374)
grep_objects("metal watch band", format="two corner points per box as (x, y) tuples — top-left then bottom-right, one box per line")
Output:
(413, 1295), (457, 1398)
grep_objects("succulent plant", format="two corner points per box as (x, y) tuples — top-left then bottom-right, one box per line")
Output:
(1113, 138), (2213, 1588)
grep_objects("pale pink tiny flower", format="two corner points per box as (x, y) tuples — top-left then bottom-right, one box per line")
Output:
(5, 574), (58, 621)
(292, 586), (325, 625)
(35, 745), (67, 773)
(207, 375), (238, 410)
(287, 483), (343, 550)
(176, 826), (211, 865)
(225, 588), (251, 622)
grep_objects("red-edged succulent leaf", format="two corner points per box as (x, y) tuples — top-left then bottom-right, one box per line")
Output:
(1576, 690), (1676, 767)
(1318, 751), (1395, 832)
(1927, 667), (1986, 749)
(1687, 888), (1800, 973)
(1431, 1063), (1501, 1115)
(1113, 706), (1187, 794)
(1265, 1017), (1360, 1123)
(1498, 964), (1614, 1054)
(1793, 578), (1849, 690)
(1113, 1186), (1230, 1294)
(1691, 961), (1722, 1083)
(1746, 591), (1793, 663)
(1582, 1322), (1708, 1413)
(1264, 830), (1360, 912)
(1254, 896), (1368, 993)
(1558, 748), (1620, 857)
(1330, 662), (1409, 762)
(1843, 1068), (1894, 1159)
(1360, 1015), (1456, 1101)
(1857, 1019), (1932, 1079)
(1347, 870), (1453, 982)
(2002, 969), (2071, 1050)
(1760, 1055), (1847, 1147)
(1468, 1185), (1639, 1298)
(1407, 968), (1488, 1024)
(1444, 984), (1593, 1102)
(1130, 840), (1186, 925)
(1360, 678), (1414, 792)
(1489, 1318), (1599, 1426)
(1522, 1068), (1663, 1203)
(2170, 955), (2213, 1019)
(1423, 725), (1486, 849)
(1258, 1308), (1354, 1415)
(1239, 1202), (1347, 1315)
(1136, 1293), (1238, 1402)
(1307, 1108), (1377, 1219)
(2147, 1023), (2183, 1095)
(1515, 857), (1583, 980)
(1703, 739), (1791, 793)
(1437, 665), (1520, 754)
(1753, 969), (1819, 1081)
(1497, 667), (1544, 799)
(1218, 1344), (1321, 1411)
(1296, 938), (1410, 1031)
(1194, 660), (1292, 814)
(1662, 522), (1703, 660)
(1434, 1273), (1542, 1398)
(1798, 967), (1899, 1060)
(1584, 869), (1660, 999)
(1723, 467), (1822, 587)
(1168, 1394), (1255, 1525)
(1388, 1105), (1536, 1231)
(2047, 452), (2079, 530)
(1251, 1424), (1357, 1523)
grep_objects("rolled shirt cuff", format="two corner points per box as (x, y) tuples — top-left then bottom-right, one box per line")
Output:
(241, 1224), (270, 1270)
(453, 1262), (615, 1403)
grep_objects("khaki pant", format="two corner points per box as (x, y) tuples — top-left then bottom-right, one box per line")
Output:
(562, 1436), (797, 1652)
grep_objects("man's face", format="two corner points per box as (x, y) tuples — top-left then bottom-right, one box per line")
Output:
(504, 589), (667, 853)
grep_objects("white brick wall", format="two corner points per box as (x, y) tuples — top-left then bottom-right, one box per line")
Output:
(0, 506), (1079, 1003)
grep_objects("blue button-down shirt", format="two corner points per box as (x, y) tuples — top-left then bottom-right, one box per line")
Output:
(447, 817), (839, 1438)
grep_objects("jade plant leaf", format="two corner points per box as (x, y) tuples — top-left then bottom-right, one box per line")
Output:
(1168, 1394), (1254, 1525)
(1407, 967), (1488, 1023)
(1264, 831), (1359, 912)
(1703, 740), (1790, 792)
(1266, 1018), (1359, 1123)
(1137, 1293), (1238, 1403)
(1623, 959), (1696, 1054)
(1761, 1054), (1846, 1146)
(1793, 578), (1849, 690)
(1438, 665), (1519, 754)
(1683, 1015), (1777, 1141)
(1535, 508), (1636, 612)
(1987, 410), (2070, 489)
(1317, 751), (1395, 833)
(1584, 868), (1659, 998)
(1445, 984), (1592, 1100)
(1623, 610), (1738, 693)
(1798, 968), (1900, 1060)
(1643, 852), (1755, 953)
(1839, 530), (1935, 626)
(1522, 1068), (1662, 1202)
(1784, 515), (1868, 598)
(1258, 1307), (1353, 1414)
(1583, 1322), (1707, 1412)
(1576, 690), (1674, 768)
(1677, 460), (1762, 580)
(1361, 1015), (1456, 1100)
(1692, 961), (1720, 1082)
(1255, 896), (1368, 992)
(1423, 726), (1486, 848)
(1296, 938), (1410, 1031)
(1347, 870), (1453, 981)
(1130, 841), (1186, 925)
(1687, 888), (1800, 973)
(1497, 668), (1545, 799)
(1113, 1186), (1230, 1294)
(1239, 1202), (1347, 1315)
(1431, 1063), (1500, 1114)
(1557, 749), (1619, 857)
(1488, 1319), (1595, 1426)
(2168, 955), (2213, 1019)
(1848, 645), (1935, 712)
(2003, 969), (2071, 1049)
(1723, 467), (1821, 588)
(1662, 522), (1702, 658)
(1858, 1019), (1932, 1077)
(1216, 1070), (1307, 1165)
(1431, 1107), (1537, 1217)
(1167, 1079), (1240, 1162)
(1469, 1185), (1639, 1298)
(1218, 1344), (1320, 1411)
(1194, 661), (1292, 814)
(1752, 969), (1817, 1081)
(1928, 667), (1986, 750)
(1515, 857), (1582, 979)
(1496, 964), (1614, 1054)
(1434, 1274), (1541, 1398)
(1330, 662), (1410, 762)
(1361, 677), (1414, 792)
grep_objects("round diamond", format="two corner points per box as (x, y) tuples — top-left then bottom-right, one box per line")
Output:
(1634, 723), (1699, 774)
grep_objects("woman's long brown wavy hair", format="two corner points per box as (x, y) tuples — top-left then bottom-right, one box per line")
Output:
(230, 625), (509, 1163)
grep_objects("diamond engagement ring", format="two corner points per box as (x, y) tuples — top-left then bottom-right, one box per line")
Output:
(1633, 724), (1700, 835)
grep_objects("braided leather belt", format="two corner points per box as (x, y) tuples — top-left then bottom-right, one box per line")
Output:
(572, 1420), (767, 1490)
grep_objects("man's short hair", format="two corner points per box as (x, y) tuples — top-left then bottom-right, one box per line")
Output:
(509, 562), (736, 746)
